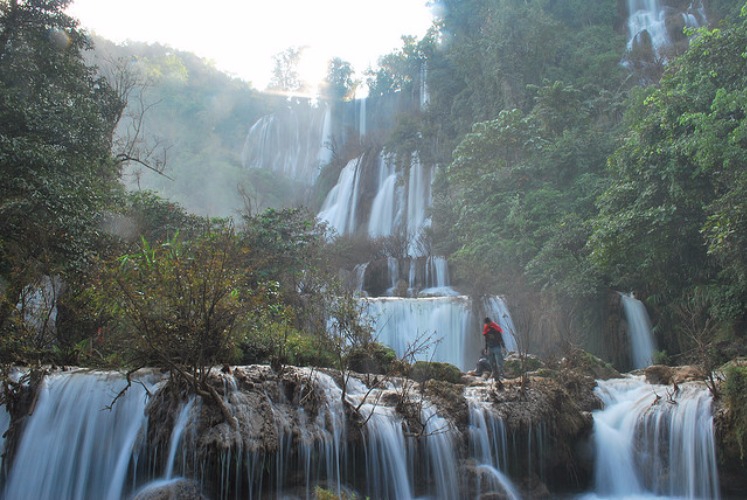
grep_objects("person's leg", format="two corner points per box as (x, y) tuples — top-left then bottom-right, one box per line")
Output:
(490, 346), (504, 378)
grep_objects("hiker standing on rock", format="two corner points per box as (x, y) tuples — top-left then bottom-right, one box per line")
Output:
(482, 317), (506, 379)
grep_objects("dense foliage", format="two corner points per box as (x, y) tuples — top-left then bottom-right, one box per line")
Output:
(0, 0), (122, 361)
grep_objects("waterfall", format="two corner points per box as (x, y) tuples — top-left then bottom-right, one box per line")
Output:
(620, 292), (656, 369)
(317, 156), (363, 236)
(361, 295), (517, 371)
(367, 153), (402, 239)
(0, 367), (724, 499)
(626, 0), (670, 54)
(588, 376), (719, 499)
(466, 394), (521, 500)
(362, 296), (473, 370)
(483, 295), (519, 353)
(421, 403), (459, 499)
(405, 154), (432, 257)
(2, 370), (160, 500)
(241, 99), (330, 185)
(352, 262), (369, 296)
(626, 0), (707, 58)
(164, 397), (196, 479)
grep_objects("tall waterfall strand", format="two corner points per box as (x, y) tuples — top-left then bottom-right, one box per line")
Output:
(483, 295), (519, 353)
(406, 154), (433, 257)
(467, 394), (521, 500)
(2, 370), (159, 500)
(620, 292), (656, 369)
(590, 376), (720, 499)
(367, 153), (402, 239)
(346, 377), (415, 499)
(317, 155), (364, 236)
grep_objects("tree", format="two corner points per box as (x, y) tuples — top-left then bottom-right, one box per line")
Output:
(0, 0), (123, 358)
(267, 46), (303, 93)
(589, 6), (747, 346)
(94, 222), (261, 417)
(320, 57), (356, 100)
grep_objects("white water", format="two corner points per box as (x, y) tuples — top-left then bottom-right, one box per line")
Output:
(0, 368), (724, 499)
(318, 150), (433, 257)
(164, 397), (196, 479)
(588, 376), (719, 499)
(620, 293), (656, 369)
(361, 295), (518, 371)
(241, 100), (330, 185)
(317, 155), (363, 236)
(2, 370), (160, 500)
(626, 0), (707, 58)
(467, 394), (521, 500)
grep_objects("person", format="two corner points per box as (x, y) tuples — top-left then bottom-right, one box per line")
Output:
(482, 317), (505, 379)
(468, 348), (493, 377)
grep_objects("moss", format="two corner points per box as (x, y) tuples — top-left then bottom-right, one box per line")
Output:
(723, 363), (747, 461)
(346, 342), (397, 375)
(410, 360), (463, 384)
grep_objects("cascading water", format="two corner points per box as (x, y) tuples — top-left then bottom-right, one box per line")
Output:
(362, 295), (518, 371)
(620, 292), (656, 369)
(626, 0), (707, 58)
(241, 100), (332, 185)
(1, 370), (161, 500)
(466, 391), (521, 500)
(586, 376), (719, 499)
(317, 155), (363, 236)
(0, 366), (726, 499)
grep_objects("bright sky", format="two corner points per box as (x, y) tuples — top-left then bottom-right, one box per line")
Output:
(66, 0), (435, 91)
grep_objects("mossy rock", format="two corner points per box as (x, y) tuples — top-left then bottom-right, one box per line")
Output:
(562, 349), (620, 380)
(504, 353), (544, 378)
(346, 342), (397, 375)
(410, 360), (463, 384)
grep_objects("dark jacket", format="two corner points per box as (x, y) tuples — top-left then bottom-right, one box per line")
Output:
(482, 321), (505, 348)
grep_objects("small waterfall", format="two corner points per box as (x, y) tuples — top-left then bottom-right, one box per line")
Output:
(483, 295), (519, 353)
(346, 375), (415, 499)
(2, 370), (160, 500)
(421, 403), (459, 499)
(620, 292), (656, 369)
(367, 154), (402, 239)
(352, 262), (369, 296)
(589, 376), (719, 499)
(317, 155), (363, 236)
(626, 0), (670, 55)
(361, 295), (517, 370)
(362, 296), (474, 370)
(467, 395), (521, 500)
(405, 154), (433, 257)
(386, 256), (400, 295)
(164, 397), (197, 479)
(626, 0), (707, 58)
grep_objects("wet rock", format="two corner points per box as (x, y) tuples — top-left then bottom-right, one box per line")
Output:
(132, 479), (207, 500)
(644, 364), (705, 385)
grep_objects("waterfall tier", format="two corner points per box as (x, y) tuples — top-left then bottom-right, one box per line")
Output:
(589, 375), (720, 499)
(0, 366), (722, 499)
